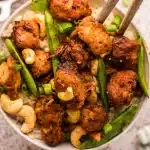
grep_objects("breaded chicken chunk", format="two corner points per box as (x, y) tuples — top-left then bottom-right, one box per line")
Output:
(72, 16), (112, 57)
(107, 70), (137, 107)
(54, 64), (86, 109)
(31, 50), (52, 78)
(80, 105), (108, 132)
(50, 0), (92, 21)
(112, 36), (139, 70)
(54, 39), (89, 67)
(35, 96), (65, 146)
(12, 20), (40, 49)
(0, 57), (21, 90)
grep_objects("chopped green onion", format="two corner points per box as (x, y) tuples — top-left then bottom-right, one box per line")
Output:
(103, 123), (113, 134)
(0, 55), (6, 64)
(64, 133), (70, 141)
(22, 83), (29, 96)
(0, 86), (5, 93)
(122, 0), (131, 7)
(57, 22), (74, 34)
(105, 24), (117, 32)
(39, 86), (44, 95)
(113, 15), (122, 27)
(42, 84), (52, 95)
(13, 64), (22, 72)
(32, 0), (48, 12)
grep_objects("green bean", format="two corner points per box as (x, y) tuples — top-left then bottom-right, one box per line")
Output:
(13, 64), (22, 72)
(138, 46), (149, 96)
(42, 84), (52, 95)
(32, 0), (48, 12)
(0, 55), (6, 64)
(113, 15), (122, 27)
(97, 58), (110, 112)
(5, 39), (38, 96)
(57, 22), (74, 34)
(105, 24), (117, 32)
(45, 11), (60, 75)
(80, 104), (138, 149)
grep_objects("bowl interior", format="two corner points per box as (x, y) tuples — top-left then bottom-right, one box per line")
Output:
(0, 0), (149, 150)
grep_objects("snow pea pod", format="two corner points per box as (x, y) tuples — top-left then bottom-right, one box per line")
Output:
(138, 45), (149, 96)
(97, 57), (110, 112)
(5, 39), (38, 96)
(80, 104), (138, 149)
(45, 10), (60, 75)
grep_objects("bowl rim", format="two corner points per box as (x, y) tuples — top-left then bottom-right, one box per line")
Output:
(0, 1), (150, 150)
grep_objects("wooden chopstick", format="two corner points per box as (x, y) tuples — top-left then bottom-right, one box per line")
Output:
(118, 0), (143, 35)
(97, 0), (119, 23)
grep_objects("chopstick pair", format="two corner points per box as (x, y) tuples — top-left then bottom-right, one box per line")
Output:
(97, 0), (143, 35)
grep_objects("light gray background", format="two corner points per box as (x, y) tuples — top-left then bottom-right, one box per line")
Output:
(0, 0), (150, 150)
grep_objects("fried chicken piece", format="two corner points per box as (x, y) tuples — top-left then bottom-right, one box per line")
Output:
(12, 20), (40, 49)
(72, 16), (112, 57)
(41, 126), (64, 146)
(107, 70), (137, 107)
(112, 36), (139, 70)
(31, 50), (52, 78)
(35, 96), (65, 146)
(54, 39), (90, 67)
(50, 0), (92, 21)
(80, 105), (108, 132)
(35, 96), (64, 125)
(0, 57), (21, 90)
(54, 64), (86, 109)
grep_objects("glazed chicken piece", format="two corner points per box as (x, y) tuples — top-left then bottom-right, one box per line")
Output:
(54, 39), (90, 67)
(31, 50), (52, 78)
(112, 36), (139, 70)
(50, 0), (92, 21)
(107, 70), (137, 107)
(12, 20), (40, 49)
(35, 96), (65, 146)
(0, 57), (21, 90)
(80, 105), (108, 132)
(54, 63), (86, 109)
(72, 16), (112, 57)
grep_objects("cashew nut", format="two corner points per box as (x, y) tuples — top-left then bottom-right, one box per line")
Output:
(18, 105), (36, 134)
(58, 87), (74, 101)
(0, 94), (23, 115)
(35, 14), (46, 38)
(66, 109), (80, 124)
(71, 126), (87, 148)
(86, 90), (98, 104)
(22, 49), (36, 64)
(91, 59), (98, 76)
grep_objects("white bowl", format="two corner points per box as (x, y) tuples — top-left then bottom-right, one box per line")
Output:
(0, 0), (150, 150)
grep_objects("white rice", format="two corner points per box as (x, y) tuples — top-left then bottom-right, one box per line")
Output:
(23, 10), (36, 21)
(28, 128), (42, 140)
(39, 38), (49, 52)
